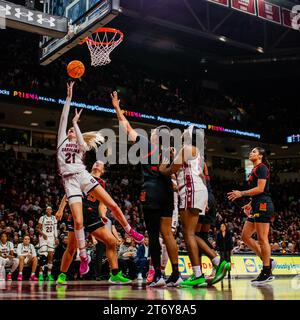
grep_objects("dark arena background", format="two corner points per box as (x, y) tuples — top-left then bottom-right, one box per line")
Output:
(0, 0), (300, 317)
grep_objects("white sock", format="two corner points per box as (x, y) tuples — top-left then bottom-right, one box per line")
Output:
(31, 273), (35, 276)
(192, 265), (202, 278)
(124, 225), (131, 233)
(212, 256), (220, 266)
(75, 228), (87, 258)
(39, 271), (43, 275)
(19, 272), (22, 275)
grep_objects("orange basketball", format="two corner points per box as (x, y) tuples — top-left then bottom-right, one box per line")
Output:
(67, 60), (85, 78)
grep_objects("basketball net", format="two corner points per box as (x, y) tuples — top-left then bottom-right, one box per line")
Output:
(83, 28), (123, 67)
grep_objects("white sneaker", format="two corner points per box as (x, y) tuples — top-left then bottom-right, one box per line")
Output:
(148, 276), (166, 287)
(166, 274), (184, 287)
(137, 273), (143, 281)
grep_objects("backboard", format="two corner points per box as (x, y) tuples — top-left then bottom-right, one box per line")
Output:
(40, 0), (120, 65)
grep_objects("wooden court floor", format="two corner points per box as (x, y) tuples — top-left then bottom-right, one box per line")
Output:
(0, 278), (299, 300)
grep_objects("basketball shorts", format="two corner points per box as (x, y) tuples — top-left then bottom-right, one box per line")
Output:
(62, 170), (99, 205)
(179, 187), (208, 215)
(247, 200), (274, 224)
(39, 235), (55, 253)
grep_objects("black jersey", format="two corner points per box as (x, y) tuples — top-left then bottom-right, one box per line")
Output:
(248, 163), (271, 204)
(135, 135), (173, 211)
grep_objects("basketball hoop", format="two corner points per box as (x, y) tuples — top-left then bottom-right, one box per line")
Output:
(82, 27), (124, 67)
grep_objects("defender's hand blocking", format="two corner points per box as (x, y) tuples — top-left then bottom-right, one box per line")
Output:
(72, 108), (83, 124)
(111, 91), (120, 109)
(67, 81), (75, 100)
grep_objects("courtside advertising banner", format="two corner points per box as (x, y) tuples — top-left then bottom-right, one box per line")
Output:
(231, 0), (256, 15)
(166, 254), (300, 276)
(257, 0), (281, 24)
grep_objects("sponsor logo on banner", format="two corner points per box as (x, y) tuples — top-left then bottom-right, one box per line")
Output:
(178, 257), (187, 274)
(243, 258), (257, 273)
(231, 0), (256, 15)
(257, 0), (281, 24)
(207, 0), (229, 7)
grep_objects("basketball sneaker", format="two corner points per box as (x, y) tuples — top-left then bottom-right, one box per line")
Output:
(17, 274), (23, 281)
(166, 273), (183, 287)
(79, 254), (91, 275)
(38, 274), (44, 282)
(109, 271), (132, 284)
(210, 260), (231, 285)
(251, 270), (275, 285)
(29, 274), (38, 281)
(56, 273), (67, 285)
(179, 274), (207, 288)
(46, 274), (54, 281)
(126, 228), (144, 244)
(6, 274), (12, 281)
(148, 275), (166, 287)
(146, 269), (155, 284)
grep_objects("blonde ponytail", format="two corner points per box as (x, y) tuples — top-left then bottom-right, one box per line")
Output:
(82, 131), (105, 151)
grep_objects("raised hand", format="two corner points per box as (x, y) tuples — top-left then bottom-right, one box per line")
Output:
(72, 108), (83, 124)
(110, 91), (120, 109)
(67, 81), (75, 100)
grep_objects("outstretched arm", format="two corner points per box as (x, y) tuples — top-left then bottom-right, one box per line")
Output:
(58, 82), (74, 147)
(111, 91), (138, 142)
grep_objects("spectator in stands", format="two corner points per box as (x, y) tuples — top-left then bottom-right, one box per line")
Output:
(135, 236), (149, 280)
(216, 223), (233, 278)
(118, 236), (137, 279)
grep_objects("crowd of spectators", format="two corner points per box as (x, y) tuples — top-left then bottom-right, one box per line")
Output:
(0, 148), (299, 280)
(0, 31), (299, 143)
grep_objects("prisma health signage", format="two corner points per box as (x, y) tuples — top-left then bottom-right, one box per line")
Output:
(0, 87), (261, 139)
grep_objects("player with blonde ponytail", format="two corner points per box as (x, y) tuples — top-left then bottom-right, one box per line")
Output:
(82, 131), (105, 151)
(57, 82), (144, 276)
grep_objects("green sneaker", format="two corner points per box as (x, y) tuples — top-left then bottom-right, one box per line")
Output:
(38, 274), (44, 282)
(47, 274), (54, 281)
(179, 275), (207, 288)
(56, 273), (67, 285)
(210, 260), (231, 285)
(109, 271), (132, 285)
